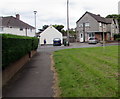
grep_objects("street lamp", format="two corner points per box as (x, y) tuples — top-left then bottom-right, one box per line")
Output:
(67, 0), (70, 46)
(34, 11), (37, 36)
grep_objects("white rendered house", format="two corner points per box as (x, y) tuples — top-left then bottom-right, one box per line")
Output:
(0, 14), (35, 37)
(40, 25), (63, 45)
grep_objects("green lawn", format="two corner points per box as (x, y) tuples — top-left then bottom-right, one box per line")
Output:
(53, 46), (119, 97)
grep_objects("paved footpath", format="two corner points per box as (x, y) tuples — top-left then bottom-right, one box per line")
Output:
(3, 48), (54, 97)
(3, 43), (118, 97)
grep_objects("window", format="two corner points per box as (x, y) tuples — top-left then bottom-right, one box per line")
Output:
(79, 24), (83, 27)
(0, 27), (3, 32)
(85, 22), (90, 27)
(20, 28), (23, 31)
(99, 23), (102, 27)
(81, 34), (83, 38)
(89, 33), (95, 37)
(30, 29), (32, 32)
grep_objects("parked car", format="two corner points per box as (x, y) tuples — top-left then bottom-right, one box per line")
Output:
(88, 38), (99, 44)
(53, 38), (61, 46)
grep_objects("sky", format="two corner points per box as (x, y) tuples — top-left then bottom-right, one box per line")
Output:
(0, 0), (119, 31)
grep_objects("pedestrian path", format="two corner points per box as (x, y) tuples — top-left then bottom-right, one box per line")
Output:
(3, 51), (54, 97)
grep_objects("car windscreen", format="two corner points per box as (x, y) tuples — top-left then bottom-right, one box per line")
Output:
(53, 38), (61, 41)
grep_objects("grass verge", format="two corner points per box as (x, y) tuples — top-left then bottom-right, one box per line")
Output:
(53, 46), (119, 97)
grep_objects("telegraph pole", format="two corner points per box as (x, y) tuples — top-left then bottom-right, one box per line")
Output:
(67, 0), (70, 46)
(83, 23), (85, 42)
(102, 24), (105, 46)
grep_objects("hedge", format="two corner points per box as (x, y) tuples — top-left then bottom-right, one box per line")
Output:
(114, 34), (120, 41)
(2, 34), (39, 69)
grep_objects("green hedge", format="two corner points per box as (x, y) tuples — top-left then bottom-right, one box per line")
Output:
(2, 34), (39, 69)
(114, 34), (120, 40)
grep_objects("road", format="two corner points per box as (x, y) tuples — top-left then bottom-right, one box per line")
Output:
(3, 42), (119, 98)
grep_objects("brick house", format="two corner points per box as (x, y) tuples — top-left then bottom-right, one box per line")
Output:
(76, 11), (119, 42)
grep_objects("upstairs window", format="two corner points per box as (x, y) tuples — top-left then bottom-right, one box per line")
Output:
(99, 23), (102, 27)
(85, 22), (90, 27)
(79, 24), (83, 27)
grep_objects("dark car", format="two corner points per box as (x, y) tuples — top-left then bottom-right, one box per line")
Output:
(88, 38), (99, 44)
(53, 38), (61, 46)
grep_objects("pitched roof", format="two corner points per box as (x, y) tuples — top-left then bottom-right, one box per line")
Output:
(76, 11), (113, 24)
(2, 16), (35, 29)
(41, 25), (62, 35)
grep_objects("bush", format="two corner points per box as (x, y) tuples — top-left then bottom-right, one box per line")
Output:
(2, 34), (39, 69)
(116, 38), (120, 41)
(114, 34), (120, 40)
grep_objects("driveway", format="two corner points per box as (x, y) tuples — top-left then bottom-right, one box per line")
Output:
(3, 42), (118, 97)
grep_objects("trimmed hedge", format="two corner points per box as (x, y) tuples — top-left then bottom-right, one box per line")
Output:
(114, 34), (120, 41)
(2, 34), (39, 69)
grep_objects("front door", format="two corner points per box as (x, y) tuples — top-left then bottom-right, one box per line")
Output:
(80, 33), (83, 42)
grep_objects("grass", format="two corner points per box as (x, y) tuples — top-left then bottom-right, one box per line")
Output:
(53, 46), (119, 97)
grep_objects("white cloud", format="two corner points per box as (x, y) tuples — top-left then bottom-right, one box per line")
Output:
(0, 0), (119, 30)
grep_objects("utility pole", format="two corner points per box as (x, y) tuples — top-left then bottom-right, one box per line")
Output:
(102, 24), (105, 46)
(83, 23), (85, 42)
(34, 11), (37, 36)
(67, 0), (70, 46)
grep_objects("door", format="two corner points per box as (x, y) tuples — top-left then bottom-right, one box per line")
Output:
(80, 33), (83, 42)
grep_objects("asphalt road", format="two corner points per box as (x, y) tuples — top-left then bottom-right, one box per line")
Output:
(3, 42), (119, 98)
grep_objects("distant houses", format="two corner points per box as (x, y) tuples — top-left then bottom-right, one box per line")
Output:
(76, 11), (119, 42)
(0, 14), (35, 37)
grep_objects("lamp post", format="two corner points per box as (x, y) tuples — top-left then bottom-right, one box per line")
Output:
(67, 0), (70, 46)
(34, 11), (37, 36)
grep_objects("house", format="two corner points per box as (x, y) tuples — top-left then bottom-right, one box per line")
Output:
(0, 14), (35, 37)
(76, 11), (119, 42)
(40, 25), (63, 45)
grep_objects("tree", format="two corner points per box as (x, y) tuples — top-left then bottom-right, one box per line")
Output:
(38, 25), (49, 33)
(38, 24), (64, 33)
(52, 25), (64, 32)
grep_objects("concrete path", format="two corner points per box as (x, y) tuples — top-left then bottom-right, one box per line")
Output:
(3, 42), (119, 97)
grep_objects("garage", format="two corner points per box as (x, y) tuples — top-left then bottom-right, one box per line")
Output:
(40, 25), (63, 45)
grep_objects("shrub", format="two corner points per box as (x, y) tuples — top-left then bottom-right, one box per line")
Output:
(116, 38), (120, 41)
(114, 34), (120, 40)
(2, 34), (39, 69)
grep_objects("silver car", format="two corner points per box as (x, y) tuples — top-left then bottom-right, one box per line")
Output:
(88, 38), (99, 44)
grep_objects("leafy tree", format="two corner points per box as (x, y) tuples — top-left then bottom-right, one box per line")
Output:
(38, 25), (49, 33)
(52, 25), (64, 32)
(42, 25), (49, 30)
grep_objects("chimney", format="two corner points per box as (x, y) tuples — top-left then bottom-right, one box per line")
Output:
(97, 14), (100, 16)
(16, 14), (20, 20)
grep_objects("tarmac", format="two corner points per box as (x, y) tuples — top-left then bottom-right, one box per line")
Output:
(3, 51), (54, 97)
